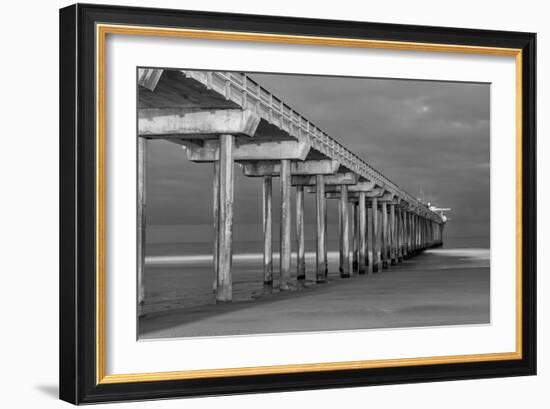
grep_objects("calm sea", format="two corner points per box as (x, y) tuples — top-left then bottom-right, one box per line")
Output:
(142, 240), (489, 316)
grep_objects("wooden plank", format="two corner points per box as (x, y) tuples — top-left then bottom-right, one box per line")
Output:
(263, 176), (273, 285)
(280, 159), (292, 290)
(296, 185), (306, 281)
(316, 175), (326, 283)
(216, 134), (234, 302)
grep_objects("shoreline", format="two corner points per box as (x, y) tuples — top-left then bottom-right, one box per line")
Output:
(139, 248), (490, 339)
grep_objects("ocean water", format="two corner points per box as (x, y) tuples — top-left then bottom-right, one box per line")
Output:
(141, 241), (489, 316)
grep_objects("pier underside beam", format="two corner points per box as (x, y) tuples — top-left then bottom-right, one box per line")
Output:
(139, 108), (261, 139)
(184, 139), (311, 162)
(241, 159), (340, 177)
(292, 172), (358, 186)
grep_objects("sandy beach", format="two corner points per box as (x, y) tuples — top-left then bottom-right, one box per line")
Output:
(139, 248), (489, 339)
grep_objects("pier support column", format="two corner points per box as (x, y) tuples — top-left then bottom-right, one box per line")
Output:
(296, 185), (306, 281)
(371, 197), (379, 273)
(338, 198), (343, 274)
(316, 175), (326, 283)
(403, 211), (408, 258)
(397, 207), (403, 262)
(262, 176), (273, 286)
(280, 159), (292, 290)
(381, 202), (388, 269)
(341, 185), (351, 277)
(216, 134), (234, 302)
(390, 203), (397, 265)
(350, 203), (357, 274)
(212, 161), (220, 292)
(324, 191), (328, 277)
(418, 215), (421, 251)
(401, 210), (406, 259)
(414, 215), (418, 251)
(365, 199), (370, 268)
(137, 137), (147, 312)
(409, 212), (414, 253)
(413, 214), (417, 252)
(358, 192), (367, 274)
(408, 213), (412, 254)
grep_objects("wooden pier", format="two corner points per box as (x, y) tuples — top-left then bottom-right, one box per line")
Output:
(137, 68), (447, 310)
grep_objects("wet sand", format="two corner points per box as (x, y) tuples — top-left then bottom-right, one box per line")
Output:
(139, 248), (489, 339)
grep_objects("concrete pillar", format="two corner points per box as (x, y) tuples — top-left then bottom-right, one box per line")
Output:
(414, 214), (418, 252)
(412, 213), (416, 253)
(371, 198), (379, 272)
(212, 161), (220, 292)
(296, 185), (306, 281)
(403, 210), (409, 260)
(350, 202), (357, 274)
(137, 137), (147, 310)
(280, 159), (292, 290)
(216, 134), (234, 302)
(365, 200), (370, 268)
(316, 175), (326, 283)
(397, 207), (403, 262)
(413, 214), (417, 252)
(341, 185), (350, 277)
(390, 203), (396, 265)
(358, 192), (367, 274)
(338, 197), (343, 274)
(381, 201), (388, 269)
(262, 176), (273, 286)
(324, 191), (328, 277)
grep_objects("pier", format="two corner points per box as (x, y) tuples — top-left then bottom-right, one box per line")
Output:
(137, 68), (447, 310)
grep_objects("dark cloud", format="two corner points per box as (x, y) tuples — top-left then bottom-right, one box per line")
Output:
(145, 72), (490, 248)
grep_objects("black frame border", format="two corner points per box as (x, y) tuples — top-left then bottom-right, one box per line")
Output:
(59, 3), (536, 404)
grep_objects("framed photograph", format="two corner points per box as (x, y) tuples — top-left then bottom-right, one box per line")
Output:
(59, 3), (536, 404)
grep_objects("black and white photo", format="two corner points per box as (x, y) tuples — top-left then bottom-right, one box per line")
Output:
(137, 68), (490, 339)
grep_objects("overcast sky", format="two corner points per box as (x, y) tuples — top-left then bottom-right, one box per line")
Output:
(144, 71), (490, 249)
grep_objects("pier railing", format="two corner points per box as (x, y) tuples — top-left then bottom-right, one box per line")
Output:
(182, 70), (439, 222)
